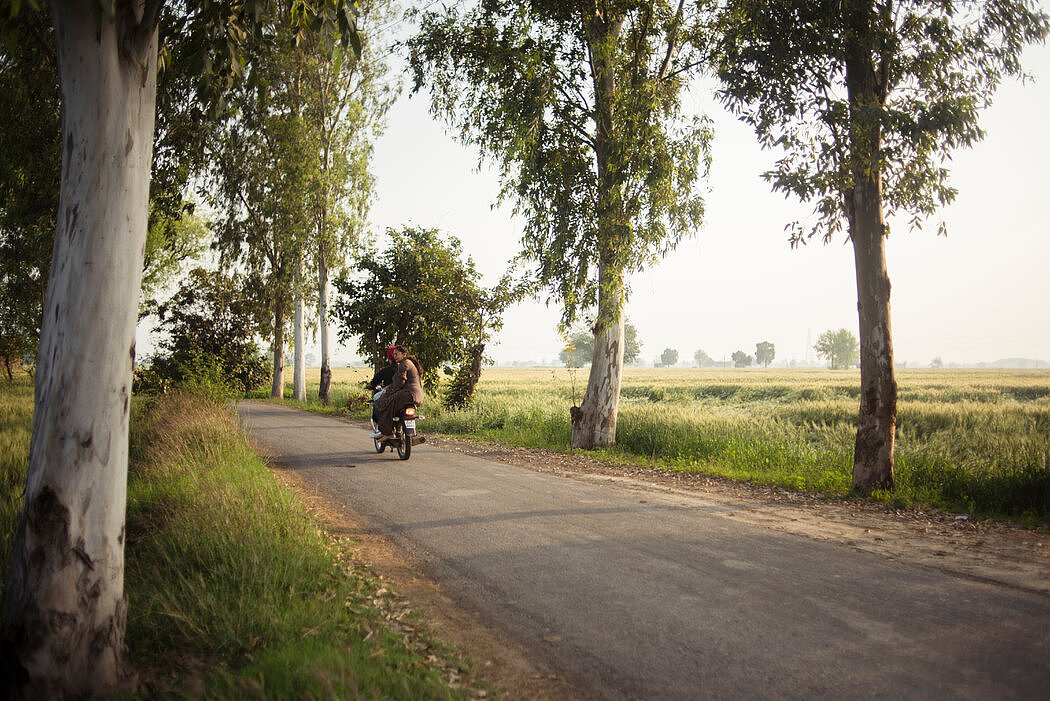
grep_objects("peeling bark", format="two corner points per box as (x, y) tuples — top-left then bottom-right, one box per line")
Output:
(845, 1), (896, 493)
(571, 301), (625, 450)
(2, 1), (157, 695)
(571, 8), (628, 450)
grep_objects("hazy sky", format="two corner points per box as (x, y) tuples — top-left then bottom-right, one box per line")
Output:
(364, 21), (1050, 368)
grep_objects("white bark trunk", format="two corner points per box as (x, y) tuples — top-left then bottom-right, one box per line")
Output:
(317, 251), (332, 405)
(571, 310), (625, 449)
(2, 1), (158, 696)
(293, 290), (306, 401)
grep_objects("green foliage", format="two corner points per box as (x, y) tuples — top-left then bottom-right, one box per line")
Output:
(0, 11), (59, 374)
(756, 341), (775, 368)
(140, 205), (209, 316)
(624, 320), (642, 364)
(694, 348), (714, 367)
(412, 367), (1050, 523)
(560, 329), (593, 368)
(731, 350), (753, 368)
(442, 346), (483, 411)
(209, 38), (319, 339)
(0, 372), (32, 588)
(814, 328), (860, 369)
(714, 0), (1050, 244)
(206, 0), (383, 382)
(121, 391), (482, 697)
(332, 226), (485, 389)
(447, 270), (534, 404)
(407, 0), (713, 326)
(661, 348), (679, 367)
(139, 268), (269, 396)
(559, 319), (641, 367)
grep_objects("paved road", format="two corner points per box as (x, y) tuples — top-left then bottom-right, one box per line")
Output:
(239, 402), (1050, 700)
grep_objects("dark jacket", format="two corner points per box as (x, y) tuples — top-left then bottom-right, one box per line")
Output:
(369, 362), (396, 390)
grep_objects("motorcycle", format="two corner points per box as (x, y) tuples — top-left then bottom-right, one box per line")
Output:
(369, 400), (425, 460)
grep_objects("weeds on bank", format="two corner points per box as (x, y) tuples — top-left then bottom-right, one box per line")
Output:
(124, 391), (483, 698)
(0, 378), (484, 699)
(283, 367), (1049, 525)
(0, 372), (33, 586)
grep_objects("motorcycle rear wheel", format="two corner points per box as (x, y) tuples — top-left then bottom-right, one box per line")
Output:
(396, 431), (411, 460)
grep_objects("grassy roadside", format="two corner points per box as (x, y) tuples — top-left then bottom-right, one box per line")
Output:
(0, 374), (32, 589)
(0, 374), (489, 699)
(273, 366), (1050, 526)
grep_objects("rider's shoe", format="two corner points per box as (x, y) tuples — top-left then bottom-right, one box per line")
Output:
(369, 430), (382, 439)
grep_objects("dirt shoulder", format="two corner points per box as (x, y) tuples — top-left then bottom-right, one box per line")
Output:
(272, 426), (1049, 700)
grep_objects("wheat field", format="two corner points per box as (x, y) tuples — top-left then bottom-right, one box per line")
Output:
(297, 366), (1049, 521)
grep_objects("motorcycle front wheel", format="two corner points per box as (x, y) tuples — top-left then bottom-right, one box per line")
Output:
(374, 437), (384, 453)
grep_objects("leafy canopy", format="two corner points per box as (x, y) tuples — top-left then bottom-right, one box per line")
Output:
(407, 0), (713, 324)
(755, 341), (775, 367)
(332, 226), (484, 388)
(560, 319), (641, 367)
(714, 0), (1049, 244)
(731, 350), (753, 368)
(139, 267), (270, 395)
(814, 328), (860, 369)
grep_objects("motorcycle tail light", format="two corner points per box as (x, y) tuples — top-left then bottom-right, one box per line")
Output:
(404, 407), (416, 418)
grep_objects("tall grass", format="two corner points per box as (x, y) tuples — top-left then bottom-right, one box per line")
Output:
(124, 391), (479, 698)
(0, 379), (482, 698)
(0, 372), (33, 586)
(291, 366), (1049, 524)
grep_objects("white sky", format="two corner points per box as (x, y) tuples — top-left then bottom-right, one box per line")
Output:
(362, 26), (1050, 368)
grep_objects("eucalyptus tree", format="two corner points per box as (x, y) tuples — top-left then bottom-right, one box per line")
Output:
(0, 8), (214, 333)
(408, 0), (713, 449)
(210, 2), (389, 404)
(0, 2), (358, 696)
(715, 0), (1048, 492)
(209, 13), (326, 399)
(300, 0), (395, 405)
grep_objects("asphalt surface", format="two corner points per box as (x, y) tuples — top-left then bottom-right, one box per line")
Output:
(239, 401), (1050, 700)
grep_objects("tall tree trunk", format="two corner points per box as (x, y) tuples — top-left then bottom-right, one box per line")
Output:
(1, 2), (158, 696)
(293, 284), (306, 402)
(845, 0), (896, 493)
(317, 248), (332, 405)
(572, 9), (627, 450)
(271, 308), (286, 399)
(572, 279), (626, 449)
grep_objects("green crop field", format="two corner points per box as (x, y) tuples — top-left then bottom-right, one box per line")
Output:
(296, 366), (1050, 524)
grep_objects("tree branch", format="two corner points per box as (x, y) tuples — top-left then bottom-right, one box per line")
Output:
(657, 0), (686, 82)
